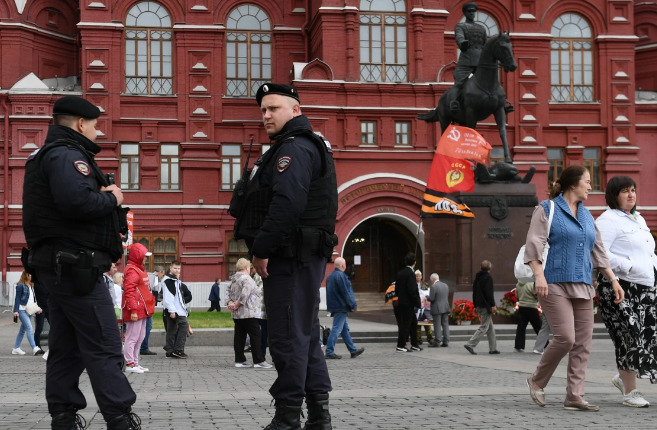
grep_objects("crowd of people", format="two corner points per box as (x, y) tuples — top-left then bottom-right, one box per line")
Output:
(11, 81), (657, 430)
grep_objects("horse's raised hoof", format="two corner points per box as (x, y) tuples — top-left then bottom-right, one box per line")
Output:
(504, 101), (514, 114)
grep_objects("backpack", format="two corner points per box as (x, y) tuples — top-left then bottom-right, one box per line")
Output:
(321, 325), (331, 345)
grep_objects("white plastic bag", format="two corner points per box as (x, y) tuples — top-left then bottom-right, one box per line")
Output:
(514, 200), (554, 282)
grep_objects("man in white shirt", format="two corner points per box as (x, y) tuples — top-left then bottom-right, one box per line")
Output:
(161, 261), (190, 359)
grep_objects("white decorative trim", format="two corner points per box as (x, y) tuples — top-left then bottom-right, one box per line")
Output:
(89, 60), (105, 67)
(616, 136), (630, 143)
(521, 70), (536, 76)
(15, 0), (27, 14)
(190, 5), (208, 11)
(96, 130), (105, 137)
(614, 94), (629, 101)
(521, 93), (536, 99)
(192, 85), (208, 92)
(0, 22), (77, 40)
(173, 24), (225, 30)
(192, 62), (207, 70)
(193, 131), (208, 138)
(519, 13), (536, 20)
(522, 114), (537, 121)
(78, 22), (124, 28)
(522, 136), (537, 143)
(89, 82), (105, 89)
(88, 2), (106, 8)
(193, 107), (208, 115)
(615, 115), (629, 122)
(614, 71), (628, 78)
(337, 173), (426, 194)
(596, 35), (639, 41)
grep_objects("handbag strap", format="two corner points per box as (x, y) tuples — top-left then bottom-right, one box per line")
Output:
(546, 200), (554, 240)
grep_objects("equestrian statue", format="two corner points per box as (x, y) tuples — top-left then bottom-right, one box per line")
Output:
(418, 2), (534, 184)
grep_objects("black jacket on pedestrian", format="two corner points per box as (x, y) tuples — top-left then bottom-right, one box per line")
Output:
(395, 266), (420, 309)
(472, 270), (495, 311)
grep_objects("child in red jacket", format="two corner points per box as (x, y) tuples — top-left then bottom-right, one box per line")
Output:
(122, 243), (155, 373)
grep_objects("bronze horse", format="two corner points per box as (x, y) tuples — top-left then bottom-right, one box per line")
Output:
(418, 32), (518, 166)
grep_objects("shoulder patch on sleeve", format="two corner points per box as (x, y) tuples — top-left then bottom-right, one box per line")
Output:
(74, 160), (91, 176)
(277, 156), (292, 173)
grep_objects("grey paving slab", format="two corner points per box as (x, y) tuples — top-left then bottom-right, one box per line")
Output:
(1, 309), (655, 429)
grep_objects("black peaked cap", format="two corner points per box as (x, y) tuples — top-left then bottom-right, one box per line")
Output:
(53, 96), (101, 119)
(255, 83), (301, 106)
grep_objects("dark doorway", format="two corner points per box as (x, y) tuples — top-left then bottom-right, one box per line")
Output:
(342, 217), (420, 293)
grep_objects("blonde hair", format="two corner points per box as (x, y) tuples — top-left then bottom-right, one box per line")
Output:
(236, 258), (251, 271)
(113, 272), (123, 286)
(18, 271), (32, 285)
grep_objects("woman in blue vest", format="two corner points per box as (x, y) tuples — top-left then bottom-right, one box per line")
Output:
(595, 176), (657, 408)
(524, 165), (624, 411)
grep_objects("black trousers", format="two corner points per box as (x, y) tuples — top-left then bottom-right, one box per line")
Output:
(263, 255), (332, 404)
(35, 269), (136, 421)
(514, 306), (542, 350)
(396, 304), (418, 348)
(34, 281), (49, 348)
(234, 318), (264, 363)
(208, 301), (221, 312)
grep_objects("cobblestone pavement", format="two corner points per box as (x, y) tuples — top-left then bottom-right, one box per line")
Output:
(1, 311), (656, 429)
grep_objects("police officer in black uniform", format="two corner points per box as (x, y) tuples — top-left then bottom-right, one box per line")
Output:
(232, 83), (338, 430)
(22, 96), (140, 430)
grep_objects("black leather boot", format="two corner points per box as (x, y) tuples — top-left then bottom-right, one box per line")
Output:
(106, 412), (141, 430)
(264, 401), (302, 430)
(303, 393), (332, 430)
(51, 412), (86, 430)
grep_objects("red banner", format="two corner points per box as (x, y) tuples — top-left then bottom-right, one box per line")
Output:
(437, 124), (492, 164)
(427, 154), (475, 193)
(420, 152), (475, 219)
(123, 211), (134, 249)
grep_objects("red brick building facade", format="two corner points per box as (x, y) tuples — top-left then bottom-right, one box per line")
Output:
(1, 0), (655, 291)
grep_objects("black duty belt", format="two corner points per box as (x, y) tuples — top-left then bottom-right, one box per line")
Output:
(29, 242), (112, 272)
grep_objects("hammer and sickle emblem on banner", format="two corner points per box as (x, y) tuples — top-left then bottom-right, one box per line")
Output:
(447, 126), (461, 142)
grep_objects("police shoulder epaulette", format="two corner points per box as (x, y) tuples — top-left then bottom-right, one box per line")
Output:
(26, 148), (41, 161)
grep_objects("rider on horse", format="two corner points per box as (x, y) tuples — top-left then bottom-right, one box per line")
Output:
(451, 2), (513, 115)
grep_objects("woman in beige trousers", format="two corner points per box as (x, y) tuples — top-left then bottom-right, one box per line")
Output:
(524, 165), (624, 411)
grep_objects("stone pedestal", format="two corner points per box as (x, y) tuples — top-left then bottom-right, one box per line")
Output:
(422, 183), (538, 301)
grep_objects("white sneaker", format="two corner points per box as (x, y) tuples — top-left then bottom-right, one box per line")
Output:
(43, 350), (49, 361)
(254, 361), (273, 369)
(623, 389), (650, 408)
(33, 347), (42, 356)
(11, 348), (25, 355)
(136, 365), (149, 372)
(125, 365), (144, 373)
(533, 349), (543, 355)
(612, 373), (625, 394)
(235, 361), (252, 368)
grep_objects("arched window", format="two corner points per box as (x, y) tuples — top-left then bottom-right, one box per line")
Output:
(359, 0), (407, 82)
(458, 10), (499, 36)
(550, 13), (593, 102)
(226, 4), (272, 97)
(125, 1), (173, 95)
